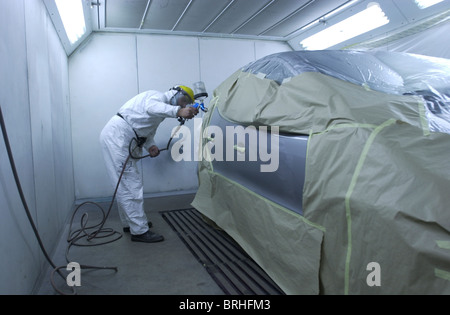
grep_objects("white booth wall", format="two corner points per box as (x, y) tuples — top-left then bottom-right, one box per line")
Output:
(0, 0), (73, 294)
(69, 33), (292, 201)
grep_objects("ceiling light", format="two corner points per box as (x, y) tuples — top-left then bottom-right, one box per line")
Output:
(300, 3), (389, 50)
(414, 0), (444, 9)
(299, 0), (360, 33)
(55, 0), (86, 45)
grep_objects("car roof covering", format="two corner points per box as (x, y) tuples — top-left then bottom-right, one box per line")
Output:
(241, 50), (450, 133)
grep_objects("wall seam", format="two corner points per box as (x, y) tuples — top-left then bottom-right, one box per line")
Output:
(135, 35), (140, 94)
(198, 37), (202, 81)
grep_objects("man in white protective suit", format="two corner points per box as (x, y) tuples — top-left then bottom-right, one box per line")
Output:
(99, 85), (198, 243)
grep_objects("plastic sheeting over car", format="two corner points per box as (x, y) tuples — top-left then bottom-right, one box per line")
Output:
(241, 50), (450, 134)
(192, 51), (450, 294)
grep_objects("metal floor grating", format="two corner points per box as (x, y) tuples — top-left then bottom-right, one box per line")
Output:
(160, 208), (285, 295)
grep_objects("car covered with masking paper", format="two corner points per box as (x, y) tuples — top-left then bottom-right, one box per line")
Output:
(192, 50), (450, 295)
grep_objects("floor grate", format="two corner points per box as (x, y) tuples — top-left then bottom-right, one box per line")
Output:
(160, 208), (285, 295)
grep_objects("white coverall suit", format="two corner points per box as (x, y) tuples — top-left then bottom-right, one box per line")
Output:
(99, 90), (180, 235)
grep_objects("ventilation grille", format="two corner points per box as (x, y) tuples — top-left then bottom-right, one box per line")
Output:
(160, 208), (285, 295)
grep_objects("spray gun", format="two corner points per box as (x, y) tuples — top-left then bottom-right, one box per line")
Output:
(177, 81), (209, 125)
(192, 81), (209, 113)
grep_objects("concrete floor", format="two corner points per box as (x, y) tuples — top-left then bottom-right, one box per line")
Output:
(35, 193), (225, 295)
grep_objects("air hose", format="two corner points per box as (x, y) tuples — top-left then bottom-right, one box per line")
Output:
(0, 104), (73, 293)
(128, 118), (185, 159)
(0, 104), (121, 294)
(1, 103), (183, 295)
(60, 120), (186, 293)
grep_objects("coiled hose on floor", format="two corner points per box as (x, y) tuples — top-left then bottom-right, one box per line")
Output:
(0, 103), (182, 294)
(1, 104), (76, 294)
(0, 104), (124, 294)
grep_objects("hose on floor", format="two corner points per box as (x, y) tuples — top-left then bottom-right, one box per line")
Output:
(0, 104), (77, 294)
(63, 120), (184, 291)
(0, 103), (181, 294)
(0, 104), (117, 294)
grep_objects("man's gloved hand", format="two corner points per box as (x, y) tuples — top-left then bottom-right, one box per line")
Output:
(177, 106), (199, 120)
(148, 145), (160, 158)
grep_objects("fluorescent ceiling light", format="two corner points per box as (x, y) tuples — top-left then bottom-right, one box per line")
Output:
(299, 0), (360, 33)
(55, 0), (86, 44)
(300, 3), (389, 50)
(415, 0), (444, 9)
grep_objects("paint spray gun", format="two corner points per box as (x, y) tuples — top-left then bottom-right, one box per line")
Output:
(178, 81), (209, 125)
(193, 81), (209, 113)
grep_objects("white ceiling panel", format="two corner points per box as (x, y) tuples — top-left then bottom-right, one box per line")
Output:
(232, 0), (313, 36)
(49, 0), (450, 55)
(143, 0), (191, 30)
(101, 0), (362, 39)
(205, 0), (278, 34)
(171, 0), (232, 32)
(105, 0), (149, 28)
(262, 0), (349, 37)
